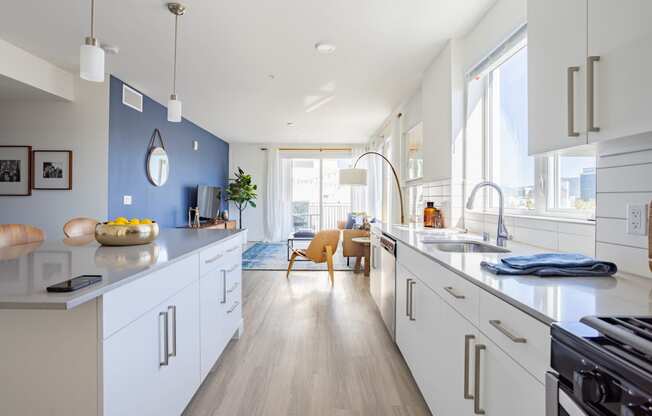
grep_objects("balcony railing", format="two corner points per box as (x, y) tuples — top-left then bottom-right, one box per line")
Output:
(292, 202), (351, 231)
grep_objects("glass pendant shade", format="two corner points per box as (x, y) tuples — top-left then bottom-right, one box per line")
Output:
(79, 42), (105, 82)
(167, 95), (182, 122)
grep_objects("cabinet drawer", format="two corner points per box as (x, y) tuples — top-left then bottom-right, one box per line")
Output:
(199, 237), (241, 277)
(102, 254), (199, 339)
(398, 243), (479, 325)
(479, 291), (550, 384)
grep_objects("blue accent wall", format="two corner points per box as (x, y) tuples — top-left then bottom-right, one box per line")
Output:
(108, 76), (229, 227)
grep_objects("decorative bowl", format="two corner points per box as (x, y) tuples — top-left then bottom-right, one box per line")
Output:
(95, 222), (160, 246)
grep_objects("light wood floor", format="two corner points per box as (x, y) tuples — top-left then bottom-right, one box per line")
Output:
(183, 270), (431, 416)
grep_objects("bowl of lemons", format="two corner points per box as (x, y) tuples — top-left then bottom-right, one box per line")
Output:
(95, 217), (159, 246)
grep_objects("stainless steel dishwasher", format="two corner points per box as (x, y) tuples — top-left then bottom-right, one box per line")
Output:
(378, 233), (396, 340)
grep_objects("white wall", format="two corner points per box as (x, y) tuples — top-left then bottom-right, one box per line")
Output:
(0, 77), (110, 238)
(228, 144), (266, 241)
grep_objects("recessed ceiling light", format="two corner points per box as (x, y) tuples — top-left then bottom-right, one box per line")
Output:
(287, 122), (296, 127)
(315, 42), (336, 54)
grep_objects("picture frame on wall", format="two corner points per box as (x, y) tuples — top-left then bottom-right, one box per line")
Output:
(32, 150), (72, 190)
(0, 145), (32, 196)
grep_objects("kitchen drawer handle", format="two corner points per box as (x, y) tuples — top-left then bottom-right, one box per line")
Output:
(444, 286), (465, 299)
(489, 320), (527, 343)
(567, 66), (580, 137)
(409, 280), (416, 321)
(167, 305), (177, 358)
(226, 246), (239, 253)
(159, 311), (169, 367)
(205, 253), (223, 264)
(464, 334), (475, 400)
(226, 264), (239, 273)
(220, 270), (227, 304)
(587, 56), (600, 132)
(405, 278), (412, 317)
(227, 282), (239, 293)
(227, 301), (240, 314)
(474, 344), (486, 415)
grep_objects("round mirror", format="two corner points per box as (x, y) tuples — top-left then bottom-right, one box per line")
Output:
(147, 147), (169, 186)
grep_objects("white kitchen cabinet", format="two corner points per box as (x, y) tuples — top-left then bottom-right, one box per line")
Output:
(475, 334), (545, 416)
(395, 264), (418, 374)
(528, 0), (588, 155)
(104, 281), (200, 416)
(588, 0), (652, 143)
(421, 42), (453, 181)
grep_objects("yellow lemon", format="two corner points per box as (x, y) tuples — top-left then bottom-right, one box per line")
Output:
(129, 218), (140, 225)
(107, 221), (116, 225)
(115, 216), (128, 223)
(141, 218), (153, 224)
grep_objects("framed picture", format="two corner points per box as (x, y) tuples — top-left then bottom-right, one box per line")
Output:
(0, 145), (32, 196)
(32, 150), (72, 190)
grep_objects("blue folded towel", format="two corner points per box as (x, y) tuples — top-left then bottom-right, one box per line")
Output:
(481, 253), (617, 277)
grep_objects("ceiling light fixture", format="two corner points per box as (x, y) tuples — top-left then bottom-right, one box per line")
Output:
(315, 42), (336, 54)
(80, 0), (105, 82)
(167, 2), (186, 123)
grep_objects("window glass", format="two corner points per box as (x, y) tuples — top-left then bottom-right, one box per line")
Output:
(405, 123), (423, 180)
(550, 156), (596, 211)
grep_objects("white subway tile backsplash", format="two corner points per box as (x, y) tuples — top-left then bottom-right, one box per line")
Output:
(558, 233), (595, 257)
(597, 163), (652, 193)
(597, 192), (652, 219)
(596, 242), (652, 279)
(597, 218), (648, 249)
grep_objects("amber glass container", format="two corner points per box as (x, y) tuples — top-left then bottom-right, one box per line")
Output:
(423, 202), (436, 228)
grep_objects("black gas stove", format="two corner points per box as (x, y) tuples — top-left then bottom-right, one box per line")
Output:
(549, 316), (652, 416)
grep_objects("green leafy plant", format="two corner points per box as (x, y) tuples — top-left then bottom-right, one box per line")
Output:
(226, 167), (257, 229)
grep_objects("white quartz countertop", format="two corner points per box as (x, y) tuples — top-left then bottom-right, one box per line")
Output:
(374, 222), (652, 325)
(0, 228), (245, 310)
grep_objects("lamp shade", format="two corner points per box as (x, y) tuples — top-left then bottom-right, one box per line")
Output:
(167, 95), (182, 122)
(339, 168), (368, 186)
(79, 44), (105, 82)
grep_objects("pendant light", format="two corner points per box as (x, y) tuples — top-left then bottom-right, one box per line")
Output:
(167, 3), (186, 123)
(80, 0), (105, 82)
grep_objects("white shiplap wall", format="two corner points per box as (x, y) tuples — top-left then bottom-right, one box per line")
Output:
(596, 134), (652, 278)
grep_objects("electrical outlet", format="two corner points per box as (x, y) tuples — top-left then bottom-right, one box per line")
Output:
(627, 203), (648, 235)
(123, 195), (132, 205)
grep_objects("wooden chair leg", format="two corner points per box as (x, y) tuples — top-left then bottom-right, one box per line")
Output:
(325, 245), (334, 286)
(287, 252), (298, 279)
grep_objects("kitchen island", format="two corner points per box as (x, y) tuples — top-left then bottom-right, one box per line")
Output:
(0, 228), (246, 416)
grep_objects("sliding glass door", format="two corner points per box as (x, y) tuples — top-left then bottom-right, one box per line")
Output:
(289, 157), (351, 233)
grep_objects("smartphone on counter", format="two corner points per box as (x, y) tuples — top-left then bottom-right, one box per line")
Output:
(47, 275), (102, 293)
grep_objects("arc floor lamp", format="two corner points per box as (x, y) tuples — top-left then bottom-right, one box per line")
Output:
(339, 151), (405, 224)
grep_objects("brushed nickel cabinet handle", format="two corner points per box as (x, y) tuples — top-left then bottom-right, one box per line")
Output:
(205, 253), (223, 264)
(405, 278), (412, 317)
(587, 56), (601, 132)
(227, 301), (240, 314)
(464, 334), (475, 400)
(220, 270), (227, 304)
(444, 286), (465, 299)
(474, 344), (486, 415)
(226, 246), (239, 253)
(167, 305), (177, 358)
(567, 66), (580, 137)
(159, 311), (169, 367)
(489, 319), (527, 343)
(409, 280), (417, 321)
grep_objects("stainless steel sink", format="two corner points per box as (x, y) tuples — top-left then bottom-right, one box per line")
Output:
(433, 241), (511, 253)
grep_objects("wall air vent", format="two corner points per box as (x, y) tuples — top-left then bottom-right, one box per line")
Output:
(122, 84), (143, 112)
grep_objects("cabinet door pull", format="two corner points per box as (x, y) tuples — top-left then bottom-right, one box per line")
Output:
(226, 246), (239, 253)
(227, 301), (240, 314)
(405, 278), (412, 317)
(221, 270), (227, 304)
(474, 344), (486, 415)
(489, 319), (527, 343)
(167, 305), (177, 358)
(464, 334), (475, 400)
(444, 286), (465, 299)
(567, 66), (580, 137)
(205, 253), (223, 264)
(409, 280), (417, 321)
(587, 56), (601, 132)
(159, 311), (169, 367)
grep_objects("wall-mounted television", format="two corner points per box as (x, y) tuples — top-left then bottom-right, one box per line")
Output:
(196, 185), (221, 220)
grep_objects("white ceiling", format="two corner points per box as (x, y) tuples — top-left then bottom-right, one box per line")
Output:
(0, 0), (495, 144)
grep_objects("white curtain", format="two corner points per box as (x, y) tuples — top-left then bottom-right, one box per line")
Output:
(264, 148), (292, 242)
(350, 145), (367, 213)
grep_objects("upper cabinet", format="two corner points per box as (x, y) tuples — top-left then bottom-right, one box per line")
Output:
(421, 42), (453, 182)
(528, 0), (652, 155)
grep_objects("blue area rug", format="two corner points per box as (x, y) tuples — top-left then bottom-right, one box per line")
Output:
(243, 242), (353, 271)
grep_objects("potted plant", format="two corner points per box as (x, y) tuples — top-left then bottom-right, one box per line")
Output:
(226, 167), (257, 229)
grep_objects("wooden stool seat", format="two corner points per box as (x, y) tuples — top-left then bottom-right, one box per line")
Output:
(0, 224), (45, 248)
